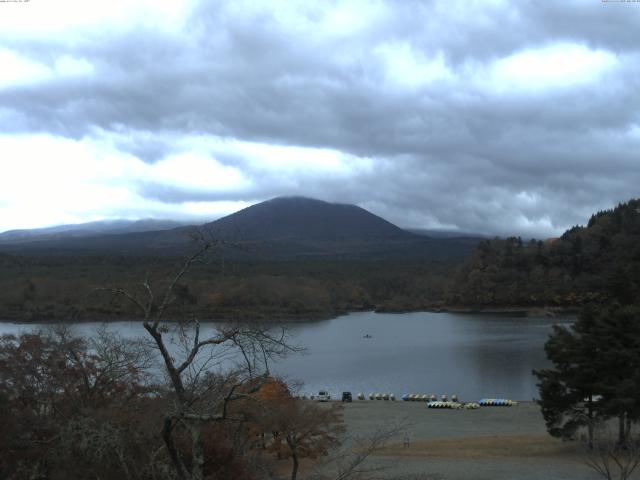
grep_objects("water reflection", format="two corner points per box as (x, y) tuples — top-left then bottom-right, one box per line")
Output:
(278, 312), (572, 401)
(0, 311), (573, 401)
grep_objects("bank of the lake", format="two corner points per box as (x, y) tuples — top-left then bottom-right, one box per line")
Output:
(0, 303), (577, 324)
(378, 304), (579, 316)
(335, 400), (602, 480)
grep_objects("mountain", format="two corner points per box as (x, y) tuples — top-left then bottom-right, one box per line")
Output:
(156, 197), (480, 260)
(0, 219), (186, 244)
(202, 196), (414, 241)
(0, 197), (481, 261)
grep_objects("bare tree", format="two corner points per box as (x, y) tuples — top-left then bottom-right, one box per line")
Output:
(582, 426), (640, 480)
(47, 324), (155, 406)
(305, 421), (406, 480)
(105, 240), (301, 480)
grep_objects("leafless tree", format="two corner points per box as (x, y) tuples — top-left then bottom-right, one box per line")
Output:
(307, 421), (407, 480)
(581, 425), (640, 480)
(104, 239), (301, 480)
(46, 324), (155, 403)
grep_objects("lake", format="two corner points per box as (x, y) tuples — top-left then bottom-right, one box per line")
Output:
(0, 311), (572, 401)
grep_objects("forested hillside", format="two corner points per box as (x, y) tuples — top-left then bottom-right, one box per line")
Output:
(446, 199), (640, 309)
(0, 254), (454, 322)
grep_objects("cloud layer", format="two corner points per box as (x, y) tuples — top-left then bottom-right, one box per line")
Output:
(1, 0), (639, 236)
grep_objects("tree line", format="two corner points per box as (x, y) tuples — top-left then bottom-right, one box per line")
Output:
(447, 199), (640, 309)
(0, 254), (454, 322)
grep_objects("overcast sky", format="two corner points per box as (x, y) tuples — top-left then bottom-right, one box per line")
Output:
(1, 0), (639, 237)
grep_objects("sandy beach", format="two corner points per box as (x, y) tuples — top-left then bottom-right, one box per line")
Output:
(336, 400), (626, 480)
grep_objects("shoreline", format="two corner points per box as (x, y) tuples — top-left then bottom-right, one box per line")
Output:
(426, 305), (579, 316)
(0, 304), (578, 324)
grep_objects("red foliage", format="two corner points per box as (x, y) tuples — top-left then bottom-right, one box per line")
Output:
(0, 331), (162, 479)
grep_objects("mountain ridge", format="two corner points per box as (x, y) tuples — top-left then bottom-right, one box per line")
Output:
(201, 196), (416, 241)
(0, 219), (187, 243)
(0, 197), (482, 261)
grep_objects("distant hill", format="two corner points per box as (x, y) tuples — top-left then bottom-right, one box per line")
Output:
(202, 197), (414, 241)
(446, 199), (640, 308)
(0, 197), (481, 261)
(150, 197), (482, 261)
(0, 219), (186, 244)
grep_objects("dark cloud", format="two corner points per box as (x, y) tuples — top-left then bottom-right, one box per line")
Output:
(1, 0), (639, 236)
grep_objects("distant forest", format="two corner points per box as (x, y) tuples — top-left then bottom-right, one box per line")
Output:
(446, 199), (640, 310)
(0, 255), (453, 322)
(1, 199), (639, 322)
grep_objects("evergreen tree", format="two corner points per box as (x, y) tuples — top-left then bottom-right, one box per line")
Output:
(534, 311), (602, 447)
(589, 305), (640, 445)
(535, 304), (640, 447)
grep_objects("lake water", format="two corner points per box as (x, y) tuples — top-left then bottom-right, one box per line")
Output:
(0, 311), (572, 402)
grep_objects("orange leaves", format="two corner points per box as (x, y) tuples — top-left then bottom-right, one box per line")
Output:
(255, 378), (291, 404)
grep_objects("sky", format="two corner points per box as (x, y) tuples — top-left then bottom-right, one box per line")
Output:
(1, 0), (639, 238)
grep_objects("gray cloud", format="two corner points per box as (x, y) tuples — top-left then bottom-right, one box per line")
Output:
(1, 0), (640, 237)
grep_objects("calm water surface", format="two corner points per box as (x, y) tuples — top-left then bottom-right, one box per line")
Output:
(0, 311), (572, 401)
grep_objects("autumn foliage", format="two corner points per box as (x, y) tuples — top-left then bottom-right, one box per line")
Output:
(241, 379), (345, 480)
(0, 330), (268, 480)
(0, 328), (346, 480)
(0, 329), (166, 479)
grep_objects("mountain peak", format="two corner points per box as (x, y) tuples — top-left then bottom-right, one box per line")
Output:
(0, 197), (480, 261)
(266, 196), (336, 206)
(205, 196), (413, 241)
